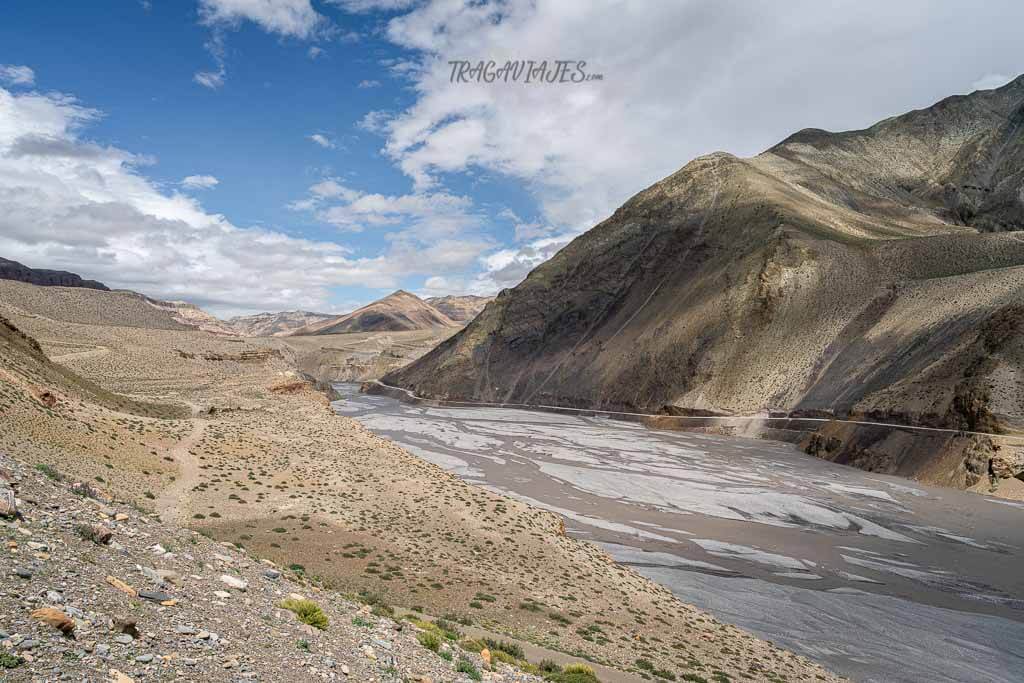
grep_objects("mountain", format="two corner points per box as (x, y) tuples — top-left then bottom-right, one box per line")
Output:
(0, 257), (109, 290)
(424, 295), (494, 322)
(129, 295), (237, 335)
(293, 290), (457, 335)
(385, 76), (1024, 489)
(226, 310), (337, 337)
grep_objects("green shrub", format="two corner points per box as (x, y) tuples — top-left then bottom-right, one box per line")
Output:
(547, 663), (601, 683)
(538, 659), (562, 673)
(457, 658), (482, 681)
(35, 464), (61, 481)
(279, 598), (328, 630)
(434, 618), (462, 640)
(654, 670), (677, 681)
(0, 653), (24, 669)
(459, 638), (486, 653)
(482, 638), (524, 659)
(417, 631), (442, 652)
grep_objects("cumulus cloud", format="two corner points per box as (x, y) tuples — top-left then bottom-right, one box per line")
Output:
(307, 133), (335, 149)
(308, 46), (325, 59)
(358, 79), (381, 88)
(290, 177), (482, 240)
(181, 175), (220, 190)
(198, 0), (327, 39)
(0, 65), (35, 87)
(363, 0), (1024, 287)
(0, 84), (475, 315)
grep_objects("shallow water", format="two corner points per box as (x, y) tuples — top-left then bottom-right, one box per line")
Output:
(332, 383), (1024, 683)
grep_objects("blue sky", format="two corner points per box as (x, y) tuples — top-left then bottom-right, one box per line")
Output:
(2, 1), (1023, 316)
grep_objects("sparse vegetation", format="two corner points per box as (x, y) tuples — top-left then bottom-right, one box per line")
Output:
(279, 598), (328, 630)
(456, 658), (482, 681)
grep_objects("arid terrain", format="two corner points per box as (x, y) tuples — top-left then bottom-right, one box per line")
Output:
(294, 290), (459, 336)
(387, 75), (1024, 493)
(0, 280), (841, 682)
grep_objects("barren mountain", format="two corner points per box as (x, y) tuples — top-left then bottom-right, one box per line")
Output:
(424, 295), (494, 322)
(386, 76), (1024, 488)
(0, 256), (109, 290)
(293, 290), (457, 335)
(226, 310), (336, 336)
(130, 294), (238, 335)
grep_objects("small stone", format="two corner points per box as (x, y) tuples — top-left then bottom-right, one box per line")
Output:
(45, 590), (64, 604)
(135, 654), (154, 664)
(95, 644), (111, 656)
(114, 634), (134, 645)
(114, 513), (129, 522)
(340, 664), (350, 675)
(263, 569), (281, 580)
(138, 590), (173, 603)
(219, 574), (248, 591)
(175, 625), (197, 635)
(213, 590), (231, 599)
(14, 567), (32, 579)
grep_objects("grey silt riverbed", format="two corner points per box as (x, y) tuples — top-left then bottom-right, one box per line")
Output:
(332, 383), (1024, 683)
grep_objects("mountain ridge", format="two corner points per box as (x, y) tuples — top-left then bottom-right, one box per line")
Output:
(383, 75), (1024, 491)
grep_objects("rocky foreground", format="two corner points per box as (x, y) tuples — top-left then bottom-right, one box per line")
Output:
(0, 453), (546, 682)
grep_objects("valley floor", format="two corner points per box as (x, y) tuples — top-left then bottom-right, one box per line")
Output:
(0, 300), (841, 682)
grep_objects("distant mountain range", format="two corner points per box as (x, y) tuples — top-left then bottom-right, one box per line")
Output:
(386, 75), (1024, 490)
(227, 310), (337, 337)
(0, 260), (490, 337)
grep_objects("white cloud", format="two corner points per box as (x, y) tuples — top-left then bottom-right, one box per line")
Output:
(308, 46), (325, 59)
(358, 79), (381, 88)
(380, 4), (1024, 223)
(361, 0), (1024, 291)
(0, 65), (35, 87)
(181, 174), (220, 190)
(193, 31), (227, 90)
(328, 0), (417, 13)
(0, 84), (425, 315)
(307, 133), (335, 149)
(198, 0), (326, 39)
(971, 73), (1013, 91)
(292, 177), (481, 239)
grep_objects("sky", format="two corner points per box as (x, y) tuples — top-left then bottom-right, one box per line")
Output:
(1, 1), (1023, 317)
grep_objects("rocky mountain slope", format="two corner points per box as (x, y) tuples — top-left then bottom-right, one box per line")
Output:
(0, 257), (109, 291)
(226, 311), (336, 337)
(386, 76), (1024, 489)
(0, 453), (545, 683)
(424, 296), (494, 322)
(294, 291), (457, 336)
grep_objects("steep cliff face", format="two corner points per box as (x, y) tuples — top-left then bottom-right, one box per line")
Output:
(386, 76), (1024, 436)
(0, 257), (109, 290)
